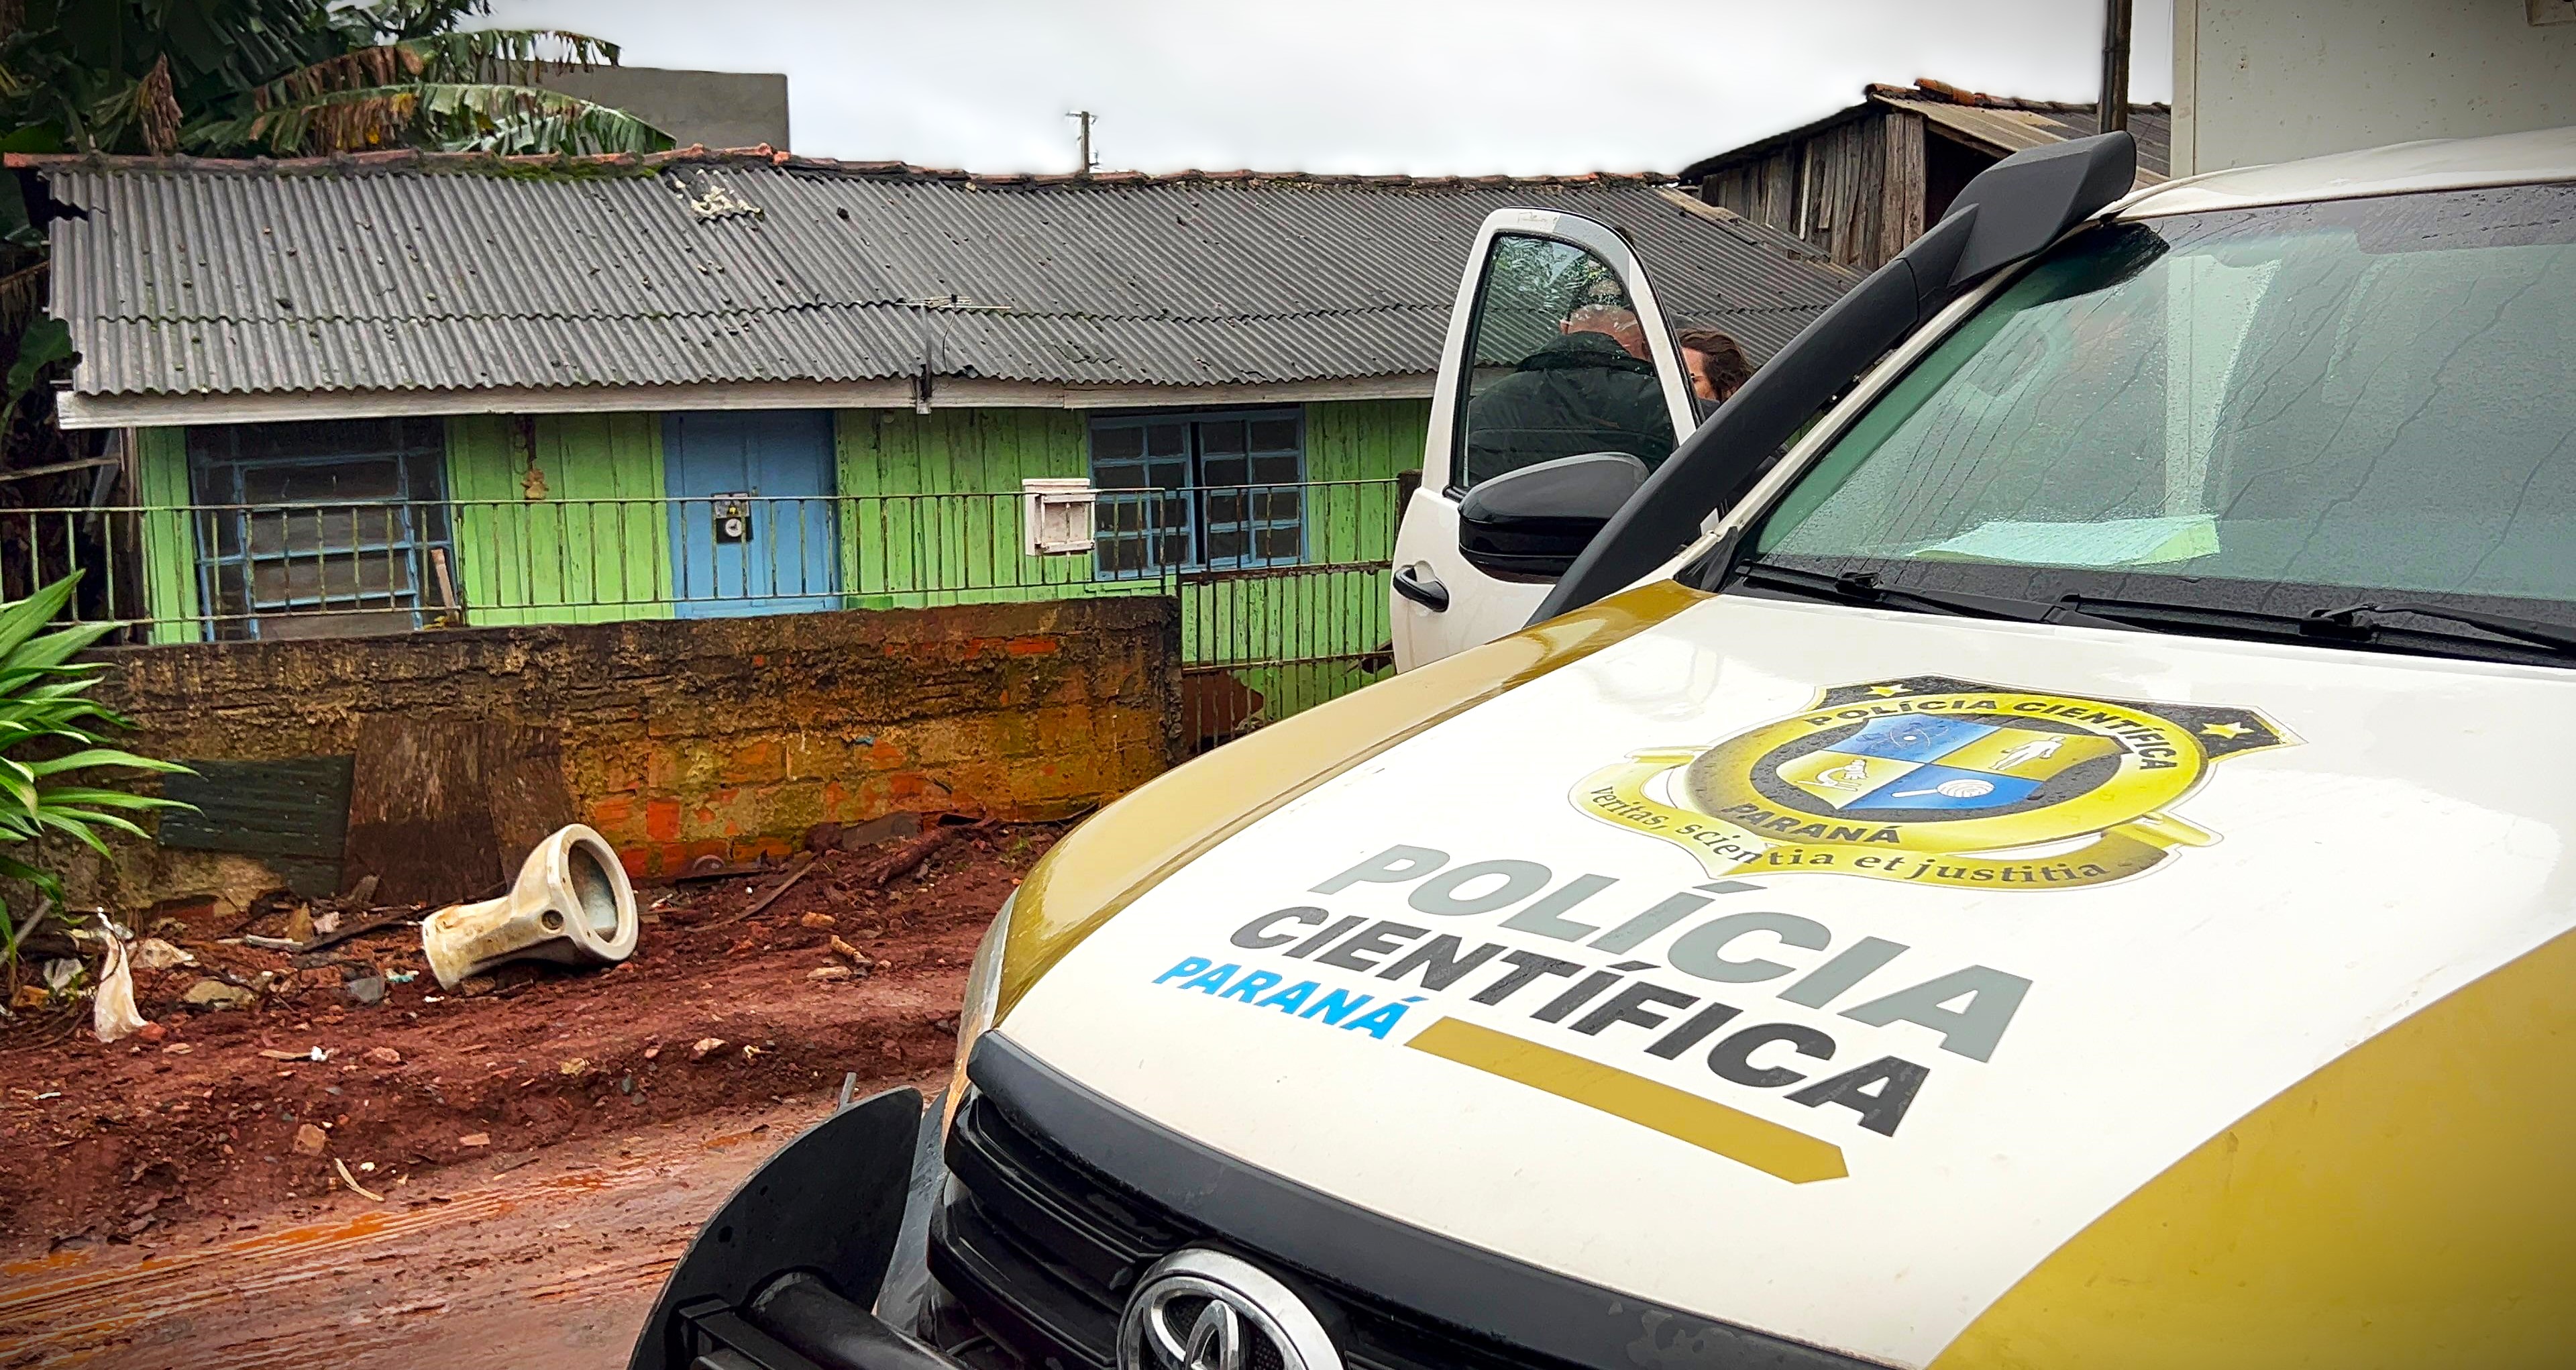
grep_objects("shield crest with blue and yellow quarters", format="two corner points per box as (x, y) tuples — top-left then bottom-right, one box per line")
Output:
(1572, 677), (2297, 890)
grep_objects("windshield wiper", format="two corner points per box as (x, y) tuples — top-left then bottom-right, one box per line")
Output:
(2064, 595), (2576, 661)
(1734, 560), (2135, 629)
(2308, 600), (2576, 656)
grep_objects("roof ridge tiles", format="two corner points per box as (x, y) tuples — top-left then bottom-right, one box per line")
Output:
(11, 146), (1679, 188)
(1869, 78), (2171, 115)
(78, 298), (1452, 327)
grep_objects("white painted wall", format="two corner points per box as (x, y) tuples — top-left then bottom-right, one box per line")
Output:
(2172, 0), (2576, 174)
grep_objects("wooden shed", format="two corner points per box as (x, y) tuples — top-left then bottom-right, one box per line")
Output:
(1680, 80), (2171, 273)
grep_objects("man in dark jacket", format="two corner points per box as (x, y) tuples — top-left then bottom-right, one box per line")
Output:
(1460, 305), (1676, 488)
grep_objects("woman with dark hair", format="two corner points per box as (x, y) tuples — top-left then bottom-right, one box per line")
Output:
(1676, 328), (1754, 405)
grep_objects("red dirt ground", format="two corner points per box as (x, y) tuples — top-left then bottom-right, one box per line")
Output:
(0, 823), (1053, 1256)
(0, 1090), (908, 1369)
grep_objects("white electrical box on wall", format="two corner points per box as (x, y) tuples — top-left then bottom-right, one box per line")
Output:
(1022, 477), (1097, 556)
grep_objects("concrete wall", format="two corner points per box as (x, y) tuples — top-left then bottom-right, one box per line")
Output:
(533, 66), (790, 151)
(78, 597), (1179, 910)
(2172, 0), (2576, 174)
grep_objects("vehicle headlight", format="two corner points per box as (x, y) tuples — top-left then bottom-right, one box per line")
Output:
(940, 890), (1014, 1137)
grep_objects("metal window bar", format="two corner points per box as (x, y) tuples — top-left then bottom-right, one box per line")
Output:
(0, 478), (1402, 730)
(189, 423), (455, 641)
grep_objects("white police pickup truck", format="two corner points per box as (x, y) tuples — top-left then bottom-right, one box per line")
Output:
(633, 125), (2576, 1370)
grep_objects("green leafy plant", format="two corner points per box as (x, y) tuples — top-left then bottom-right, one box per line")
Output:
(0, 574), (191, 973)
(1, 315), (72, 425)
(204, 26), (673, 157)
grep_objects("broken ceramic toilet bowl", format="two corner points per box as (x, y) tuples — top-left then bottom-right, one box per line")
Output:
(420, 824), (637, 990)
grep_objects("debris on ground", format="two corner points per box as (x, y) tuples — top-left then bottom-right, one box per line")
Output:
(419, 826), (639, 990)
(0, 818), (1056, 1248)
(91, 937), (146, 1045)
(827, 935), (877, 973)
(722, 858), (818, 926)
(331, 1156), (384, 1202)
(131, 938), (195, 971)
(291, 1124), (328, 1157)
(180, 979), (256, 1010)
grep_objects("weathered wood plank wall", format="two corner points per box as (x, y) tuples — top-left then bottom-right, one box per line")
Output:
(1701, 106), (1933, 274)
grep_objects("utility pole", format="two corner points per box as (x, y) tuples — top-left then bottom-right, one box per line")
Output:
(1067, 110), (1098, 176)
(2096, 0), (2133, 135)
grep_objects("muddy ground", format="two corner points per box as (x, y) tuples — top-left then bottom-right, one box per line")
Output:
(0, 1091), (903, 1369)
(0, 822), (1053, 1257)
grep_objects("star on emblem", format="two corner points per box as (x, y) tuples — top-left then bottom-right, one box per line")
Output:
(1866, 683), (1907, 696)
(2200, 722), (2252, 739)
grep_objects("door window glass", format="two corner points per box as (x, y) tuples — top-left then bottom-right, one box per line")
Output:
(1454, 233), (1676, 490)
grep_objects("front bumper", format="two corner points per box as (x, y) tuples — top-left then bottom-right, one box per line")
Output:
(661, 1274), (959, 1370)
(630, 1086), (966, 1370)
(643, 1035), (1875, 1370)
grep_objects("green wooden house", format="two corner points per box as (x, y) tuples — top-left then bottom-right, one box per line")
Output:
(41, 149), (1853, 723)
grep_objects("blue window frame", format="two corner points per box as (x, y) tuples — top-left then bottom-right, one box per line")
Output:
(186, 417), (455, 639)
(1088, 408), (1305, 578)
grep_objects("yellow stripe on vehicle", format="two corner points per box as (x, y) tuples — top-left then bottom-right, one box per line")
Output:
(1933, 926), (2576, 1369)
(996, 580), (1710, 1018)
(1407, 1016), (1849, 1185)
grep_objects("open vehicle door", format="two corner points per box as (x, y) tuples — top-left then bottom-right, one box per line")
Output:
(1390, 209), (1697, 670)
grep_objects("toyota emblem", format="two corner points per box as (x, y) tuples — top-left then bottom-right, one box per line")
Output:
(1116, 1250), (1342, 1370)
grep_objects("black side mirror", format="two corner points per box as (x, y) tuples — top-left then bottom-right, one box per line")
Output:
(1458, 452), (1650, 579)
(1529, 131), (2139, 625)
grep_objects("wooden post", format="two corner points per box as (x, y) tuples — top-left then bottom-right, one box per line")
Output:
(1880, 109), (1927, 268)
(1069, 110), (1097, 175)
(341, 715), (500, 907)
(2098, 0), (2134, 134)
(341, 717), (578, 906)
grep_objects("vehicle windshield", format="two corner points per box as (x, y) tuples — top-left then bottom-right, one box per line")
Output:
(1741, 183), (2576, 653)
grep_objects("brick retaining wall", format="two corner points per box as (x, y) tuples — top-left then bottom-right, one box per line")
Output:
(77, 597), (1179, 908)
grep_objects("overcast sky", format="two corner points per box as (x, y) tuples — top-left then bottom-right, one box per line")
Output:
(490, 0), (2174, 176)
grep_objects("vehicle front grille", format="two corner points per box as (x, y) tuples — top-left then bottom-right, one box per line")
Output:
(927, 1089), (1568, 1370)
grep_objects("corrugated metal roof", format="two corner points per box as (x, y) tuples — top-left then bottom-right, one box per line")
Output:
(1873, 89), (2171, 185)
(37, 151), (1859, 400)
(1678, 81), (2172, 187)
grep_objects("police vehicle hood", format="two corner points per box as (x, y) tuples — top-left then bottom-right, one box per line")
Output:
(993, 584), (2576, 1368)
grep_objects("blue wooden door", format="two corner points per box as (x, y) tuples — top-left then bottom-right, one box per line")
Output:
(663, 411), (839, 617)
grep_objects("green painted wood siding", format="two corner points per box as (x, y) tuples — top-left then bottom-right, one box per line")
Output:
(833, 399), (1427, 719)
(833, 407), (1102, 608)
(135, 426), (201, 643)
(125, 401), (1428, 727)
(1303, 397), (1426, 558)
(445, 413), (675, 625)
(1218, 399), (1425, 718)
